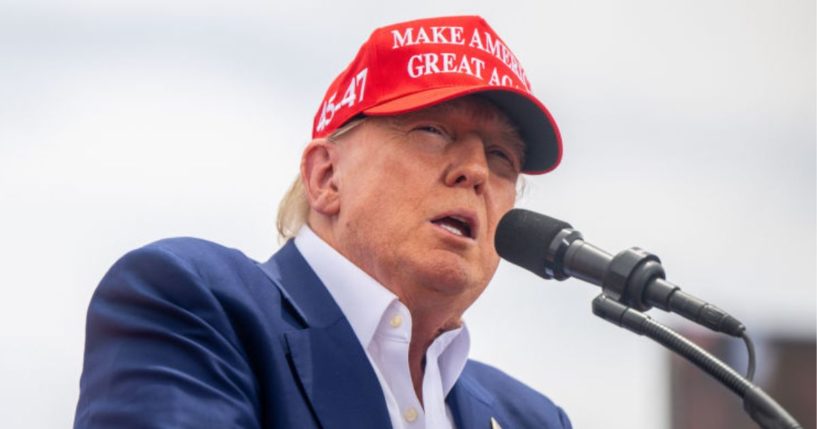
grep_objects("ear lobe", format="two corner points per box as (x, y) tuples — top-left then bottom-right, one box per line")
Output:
(301, 139), (341, 216)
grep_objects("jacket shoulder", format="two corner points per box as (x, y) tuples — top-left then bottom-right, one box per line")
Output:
(110, 237), (270, 291)
(128, 236), (257, 270)
(76, 238), (283, 428)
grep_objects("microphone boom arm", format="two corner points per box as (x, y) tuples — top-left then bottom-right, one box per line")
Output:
(592, 294), (802, 429)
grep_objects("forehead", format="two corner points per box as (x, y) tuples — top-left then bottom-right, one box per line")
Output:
(387, 95), (518, 127)
(383, 96), (526, 161)
(331, 95), (528, 166)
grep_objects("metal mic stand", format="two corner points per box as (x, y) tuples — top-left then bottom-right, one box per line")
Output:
(592, 294), (802, 429)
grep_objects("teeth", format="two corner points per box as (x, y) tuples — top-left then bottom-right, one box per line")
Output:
(439, 223), (465, 236)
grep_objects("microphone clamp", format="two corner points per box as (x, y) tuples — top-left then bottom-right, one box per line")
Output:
(541, 228), (582, 280)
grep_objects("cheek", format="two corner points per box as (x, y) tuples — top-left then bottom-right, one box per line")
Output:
(337, 168), (422, 241)
(488, 181), (518, 219)
(483, 182), (517, 253)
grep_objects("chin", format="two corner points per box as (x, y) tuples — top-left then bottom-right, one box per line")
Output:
(414, 254), (488, 298)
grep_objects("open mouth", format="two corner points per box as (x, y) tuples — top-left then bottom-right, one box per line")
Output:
(431, 214), (475, 239)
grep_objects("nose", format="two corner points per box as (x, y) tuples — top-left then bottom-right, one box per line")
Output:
(443, 134), (489, 194)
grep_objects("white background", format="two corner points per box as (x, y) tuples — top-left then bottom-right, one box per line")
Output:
(0, 1), (814, 428)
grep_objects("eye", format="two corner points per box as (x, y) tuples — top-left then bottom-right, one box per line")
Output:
(488, 147), (517, 166)
(413, 124), (447, 136)
(408, 124), (453, 148)
(488, 148), (511, 160)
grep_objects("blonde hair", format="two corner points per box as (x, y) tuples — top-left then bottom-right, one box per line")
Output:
(276, 118), (366, 242)
(276, 176), (309, 243)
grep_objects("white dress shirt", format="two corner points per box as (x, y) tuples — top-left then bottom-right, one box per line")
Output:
(295, 226), (470, 429)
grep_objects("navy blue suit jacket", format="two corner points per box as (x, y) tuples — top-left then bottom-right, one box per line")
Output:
(75, 238), (571, 428)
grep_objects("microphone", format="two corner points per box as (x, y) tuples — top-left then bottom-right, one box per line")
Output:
(495, 208), (745, 337)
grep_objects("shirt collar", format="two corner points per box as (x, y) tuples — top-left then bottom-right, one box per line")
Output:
(294, 225), (471, 396)
(294, 226), (397, 348)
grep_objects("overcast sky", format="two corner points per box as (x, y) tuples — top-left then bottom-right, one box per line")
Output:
(0, 1), (814, 428)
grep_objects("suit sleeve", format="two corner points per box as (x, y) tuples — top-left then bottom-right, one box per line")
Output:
(74, 242), (261, 429)
(558, 406), (573, 428)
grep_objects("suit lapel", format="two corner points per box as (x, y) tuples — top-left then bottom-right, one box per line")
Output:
(284, 322), (391, 429)
(447, 370), (498, 429)
(258, 241), (391, 429)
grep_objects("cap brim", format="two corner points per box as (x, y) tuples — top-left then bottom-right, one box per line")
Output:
(363, 85), (562, 174)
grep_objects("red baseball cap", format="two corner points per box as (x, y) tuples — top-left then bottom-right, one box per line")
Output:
(312, 15), (562, 174)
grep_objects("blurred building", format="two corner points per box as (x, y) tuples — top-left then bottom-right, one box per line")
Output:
(670, 331), (815, 429)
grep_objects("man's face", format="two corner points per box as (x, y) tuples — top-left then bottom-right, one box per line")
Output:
(328, 96), (524, 316)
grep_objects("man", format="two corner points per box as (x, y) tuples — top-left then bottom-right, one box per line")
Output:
(75, 15), (570, 428)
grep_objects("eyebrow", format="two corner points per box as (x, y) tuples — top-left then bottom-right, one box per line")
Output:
(380, 100), (527, 166)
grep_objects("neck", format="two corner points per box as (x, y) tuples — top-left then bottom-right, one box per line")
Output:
(406, 304), (464, 405)
(309, 217), (467, 403)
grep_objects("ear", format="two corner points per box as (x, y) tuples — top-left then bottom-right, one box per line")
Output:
(301, 139), (341, 216)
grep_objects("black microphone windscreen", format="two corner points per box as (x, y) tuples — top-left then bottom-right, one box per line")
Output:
(495, 209), (572, 278)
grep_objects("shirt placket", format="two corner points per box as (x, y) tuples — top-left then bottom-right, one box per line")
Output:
(377, 305), (426, 428)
